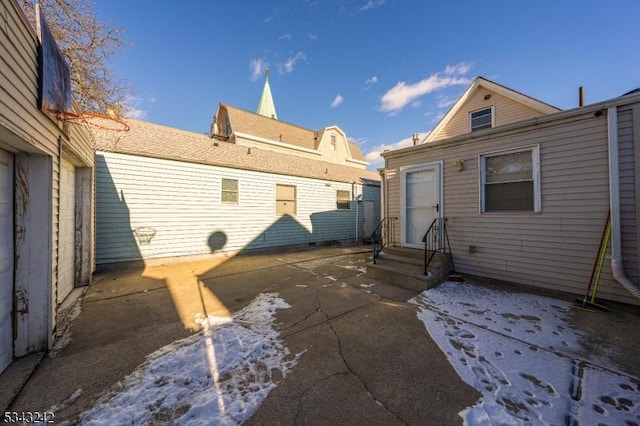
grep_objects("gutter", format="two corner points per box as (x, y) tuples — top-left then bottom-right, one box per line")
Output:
(607, 107), (640, 300)
(384, 92), (640, 160)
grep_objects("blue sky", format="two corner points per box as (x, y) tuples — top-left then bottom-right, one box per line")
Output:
(94, 1), (640, 169)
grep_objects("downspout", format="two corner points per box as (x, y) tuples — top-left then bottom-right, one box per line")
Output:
(607, 107), (640, 300)
(353, 182), (359, 245)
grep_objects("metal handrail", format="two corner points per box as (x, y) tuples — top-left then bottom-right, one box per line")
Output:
(371, 217), (397, 264)
(422, 217), (453, 275)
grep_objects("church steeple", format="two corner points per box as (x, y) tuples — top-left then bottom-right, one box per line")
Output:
(257, 69), (278, 120)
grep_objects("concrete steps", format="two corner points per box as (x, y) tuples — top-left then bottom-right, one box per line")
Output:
(366, 246), (451, 292)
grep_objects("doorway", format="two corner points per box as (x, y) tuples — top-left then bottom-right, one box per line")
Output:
(401, 162), (442, 249)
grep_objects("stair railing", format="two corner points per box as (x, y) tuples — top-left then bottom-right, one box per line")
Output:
(422, 217), (453, 275)
(371, 217), (397, 264)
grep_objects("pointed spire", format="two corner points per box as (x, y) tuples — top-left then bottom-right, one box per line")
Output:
(257, 68), (278, 120)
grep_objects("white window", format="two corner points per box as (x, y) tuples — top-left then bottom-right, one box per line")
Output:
(479, 145), (540, 213)
(330, 135), (337, 151)
(470, 107), (494, 132)
(221, 178), (238, 204)
(336, 190), (351, 209)
(276, 184), (297, 216)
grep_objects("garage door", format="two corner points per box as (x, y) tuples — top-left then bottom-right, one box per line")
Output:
(58, 158), (75, 303)
(0, 149), (14, 373)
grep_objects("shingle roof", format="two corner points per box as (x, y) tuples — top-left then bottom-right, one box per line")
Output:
(222, 104), (317, 149)
(219, 104), (365, 161)
(92, 119), (379, 185)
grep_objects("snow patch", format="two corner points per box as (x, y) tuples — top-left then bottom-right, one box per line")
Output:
(78, 293), (299, 425)
(411, 282), (640, 425)
(341, 264), (367, 273)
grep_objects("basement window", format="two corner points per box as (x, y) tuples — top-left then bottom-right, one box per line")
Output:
(221, 178), (238, 204)
(336, 190), (351, 210)
(480, 145), (540, 213)
(276, 184), (297, 216)
(470, 107), (494, 132)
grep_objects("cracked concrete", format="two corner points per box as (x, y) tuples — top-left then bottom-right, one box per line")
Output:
(2, 246), (479, 424)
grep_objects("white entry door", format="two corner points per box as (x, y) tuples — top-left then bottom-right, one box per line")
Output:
(402, 163), (441, 248)
(0, 149), (14, 373)
(58, 158), (75, 303)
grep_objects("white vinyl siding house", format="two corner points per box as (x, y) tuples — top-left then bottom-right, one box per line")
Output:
(93, 119), (380, 264)
(0, 1), (95, 373)
(96, 152), (374, 262)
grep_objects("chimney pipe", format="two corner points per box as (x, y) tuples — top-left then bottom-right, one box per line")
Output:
(579, 86), (585, 107)
(412, 133), (420, 146)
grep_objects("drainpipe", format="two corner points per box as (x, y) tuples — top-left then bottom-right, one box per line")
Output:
(607, 107), (640, 300)
(353, 182), (359, 245)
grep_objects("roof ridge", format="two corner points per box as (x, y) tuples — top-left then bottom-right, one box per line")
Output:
(221, 103), (317, 134)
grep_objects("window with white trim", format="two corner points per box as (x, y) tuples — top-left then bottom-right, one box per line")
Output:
(330, 134), (337, 151)
(276, 184), (297, 216)
(480, 146), (540, 212)
(336, 190), (351, 209)
(221, 178), (238, 204)
(470, 107), (494, 132)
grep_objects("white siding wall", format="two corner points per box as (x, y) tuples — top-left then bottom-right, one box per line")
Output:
(96, 152), (369, 263)
(385, 107), (639, 306)
(0, 0), (95, 356)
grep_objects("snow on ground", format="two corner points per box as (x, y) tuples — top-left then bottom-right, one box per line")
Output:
(411, 281), (640, 425)
(340, 264), (367, 274)
(77, 293), (298, 425)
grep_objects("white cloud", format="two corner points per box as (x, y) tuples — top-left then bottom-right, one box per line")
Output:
(263, 16), (273, 23)
(279, 33), (292, 40)
(121, 95), (148, 120)
(279, 52), (306, 74)
(363, 132), (430, 167)
(250, 58), (267, 81)
(363, 75), (378, 90)
(308, 31), (318, 40)
(330, 94), (343, 108)
(360, 0), (385, 12)
(445, 62), (473, 75)
(378, 63), (473, 114)
(437, 95), (456, 108)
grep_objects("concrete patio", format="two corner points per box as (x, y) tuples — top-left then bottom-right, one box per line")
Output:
(1, 245), (638, 424)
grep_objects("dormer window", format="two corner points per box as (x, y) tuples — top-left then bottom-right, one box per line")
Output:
(330, 135), (337, 151)
(470, 107), (494, 132)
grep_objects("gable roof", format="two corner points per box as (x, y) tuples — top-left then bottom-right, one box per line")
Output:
(92, 119), (379, 185)
(424, 76), (561, 143)
(220, 103), (317, 149)
(217, 103), (364, 161)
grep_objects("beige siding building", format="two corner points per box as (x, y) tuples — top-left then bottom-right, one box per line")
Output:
(0, 1), (95, 373)
(382, 77), (640, 306)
